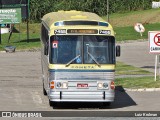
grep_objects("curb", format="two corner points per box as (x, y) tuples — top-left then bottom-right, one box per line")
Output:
(124, 88), (160, 92)
(0, 49), (40, 53)
(0, 51), (6, 53)
(117, 39), (147, 44)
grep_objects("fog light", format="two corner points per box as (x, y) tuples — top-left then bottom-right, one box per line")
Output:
(56, 82), (61, 88)
(50, 81), (55, 89)
(103, 83), (108, 88)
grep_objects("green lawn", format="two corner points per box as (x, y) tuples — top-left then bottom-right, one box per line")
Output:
(115, 23), (160, 41)
(0, 23), (40, 51)
(115, 62), (160, 89)
(116, 76), (160, 89)
(104, 8), (160, 41)
(106, 8), (160, 27)
(116, 62), (151, 75)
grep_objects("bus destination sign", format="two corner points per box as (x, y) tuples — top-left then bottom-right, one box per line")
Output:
(67, 29), (98, 34)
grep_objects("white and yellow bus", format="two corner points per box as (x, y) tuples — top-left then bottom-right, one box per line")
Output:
(41, 10), (120, 107)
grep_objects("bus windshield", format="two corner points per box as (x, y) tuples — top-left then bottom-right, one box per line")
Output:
(50, 35), (115, 64)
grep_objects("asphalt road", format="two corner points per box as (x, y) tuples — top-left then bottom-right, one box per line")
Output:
(117, 40), (155, 73)
(0, 42), (160, 118)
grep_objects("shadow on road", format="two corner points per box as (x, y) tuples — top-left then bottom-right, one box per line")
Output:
(141, 66), (154, 69)
(13, 38), (40, 43)
(111, 86), (137, 109)
(51, 86), (136, 110)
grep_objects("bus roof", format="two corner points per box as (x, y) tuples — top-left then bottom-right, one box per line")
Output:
(41, 10), (107, 29)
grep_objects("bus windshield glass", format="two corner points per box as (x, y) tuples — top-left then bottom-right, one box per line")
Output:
(50, 35), (115, 64)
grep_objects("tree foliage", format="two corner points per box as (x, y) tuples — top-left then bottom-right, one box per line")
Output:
(29, 0), (152, 22)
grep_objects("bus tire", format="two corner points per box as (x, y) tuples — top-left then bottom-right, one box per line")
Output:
(43, 83), (47, 96)
(49, 100), (54, 107)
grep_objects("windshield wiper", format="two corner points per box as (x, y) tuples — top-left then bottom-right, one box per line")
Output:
(65, 55), (81, 67)
(87, 52), (101, 67)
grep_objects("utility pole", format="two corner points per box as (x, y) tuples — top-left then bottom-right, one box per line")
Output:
(107, 0), (109, 22)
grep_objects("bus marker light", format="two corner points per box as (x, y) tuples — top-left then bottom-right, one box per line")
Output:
(50, 86), (54, 89)
(50, 81), (55, 89)
(111, 81), (115, 90)
(50, 81), (54, 85)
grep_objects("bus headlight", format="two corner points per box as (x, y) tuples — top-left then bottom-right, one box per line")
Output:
(56, 82), (68, 89)
(97, 82), (109, 89)
(98, 82), (103, 89)
(62, 82), (68, 88)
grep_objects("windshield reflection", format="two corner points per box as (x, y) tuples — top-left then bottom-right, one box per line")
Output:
(50, 35), (115, 64)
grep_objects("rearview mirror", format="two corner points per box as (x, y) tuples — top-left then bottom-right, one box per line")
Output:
(116, 45), (121, 57)
(44, 42), (48, 55)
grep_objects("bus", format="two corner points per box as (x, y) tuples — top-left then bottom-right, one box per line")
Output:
(41, 10), (120, 107)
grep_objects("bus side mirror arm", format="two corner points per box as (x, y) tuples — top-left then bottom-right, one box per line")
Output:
(116, 45), (121, 57)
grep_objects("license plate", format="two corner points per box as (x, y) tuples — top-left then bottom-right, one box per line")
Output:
(77, 83), (89, 89)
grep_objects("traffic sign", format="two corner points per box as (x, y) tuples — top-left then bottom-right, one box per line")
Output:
(149, 31), (160, 53)
(154, 33), (160, 46)
(134, 23), (145, 33)
(0, 8), (21, 24)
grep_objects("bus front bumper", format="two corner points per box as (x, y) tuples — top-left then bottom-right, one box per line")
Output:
(49, 91), (114, 102)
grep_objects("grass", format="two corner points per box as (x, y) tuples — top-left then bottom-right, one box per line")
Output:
(115, 62), (160, 89)
(116, 62), (151, 75)
(106, 8), (160, 27)
(115, 23), (160, 41)
(115, 76), (160, 89)
(104, 8), (160, 41)
(0, 23), (40, 51)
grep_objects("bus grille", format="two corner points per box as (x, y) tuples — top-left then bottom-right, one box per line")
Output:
(53, 72), (114, 80)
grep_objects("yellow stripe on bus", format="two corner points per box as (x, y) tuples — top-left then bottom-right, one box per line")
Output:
(49, 64), (115, 70)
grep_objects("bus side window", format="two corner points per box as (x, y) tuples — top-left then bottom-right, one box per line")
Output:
(41, 24), (49, 55)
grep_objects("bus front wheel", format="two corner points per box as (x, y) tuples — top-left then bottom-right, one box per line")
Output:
(49, 100), (58, 107)
(43, 82), (47, 96)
